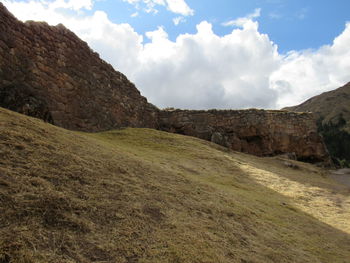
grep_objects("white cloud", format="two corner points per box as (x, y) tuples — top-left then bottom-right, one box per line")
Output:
(2, 1), (350, 110)
(222, 8), (261, 27)
(271, 22), (350, 107)
(122, 0), (163, 14)
(123, 0), (193, 16)
(2, 0), (93, 24)
(50, 0), (94, 11)
(165, 0), (193, 16)
(173, 16), (185, 25)
(135, 20), (280, 109)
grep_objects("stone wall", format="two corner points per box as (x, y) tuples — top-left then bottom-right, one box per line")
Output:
(159, 109), (330, 163)
(0, 3), (330, 163)
(0, 3), (158, 131)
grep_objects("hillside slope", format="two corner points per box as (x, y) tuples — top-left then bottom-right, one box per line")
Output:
(1, 107), (350, 263)
(284, 82), (350, 166)
(284, 82), (350, 132)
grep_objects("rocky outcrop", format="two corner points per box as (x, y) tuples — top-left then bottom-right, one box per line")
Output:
(159, 109), (330, 163)
(0, 3), (158, 131)
(0, 3), (330, 163)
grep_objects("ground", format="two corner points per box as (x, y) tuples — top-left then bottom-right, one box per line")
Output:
(0, 107), (350, 263)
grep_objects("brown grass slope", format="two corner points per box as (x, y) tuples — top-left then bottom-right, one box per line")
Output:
(284, 82), (350, 132)
(1, 107), (350, 263)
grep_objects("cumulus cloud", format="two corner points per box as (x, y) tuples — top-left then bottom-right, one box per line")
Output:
(123, 0), (193, 16)
(135, 21), (280, 109)
(222, 8), (261, 27)
(3, 1), (350, 110)
(271, 22), (350, 107)
(165, 0), (193, 16)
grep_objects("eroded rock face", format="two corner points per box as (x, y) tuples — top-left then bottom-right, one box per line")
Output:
(0, 3), (158, 131)
(159, 109), (331, 163)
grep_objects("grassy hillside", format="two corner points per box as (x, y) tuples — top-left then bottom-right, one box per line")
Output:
(284, 82), (350, 132)
(1, 107), (350, 263)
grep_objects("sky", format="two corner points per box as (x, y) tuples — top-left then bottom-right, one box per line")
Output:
(2, 0), (350, 110)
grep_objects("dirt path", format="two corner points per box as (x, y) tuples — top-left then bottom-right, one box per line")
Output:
(330, 168), (350, 187)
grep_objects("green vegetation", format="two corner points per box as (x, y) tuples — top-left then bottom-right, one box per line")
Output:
(317, 114), (350, 168)
(1, 107), (350, 263)
(284, 82), (350, 167)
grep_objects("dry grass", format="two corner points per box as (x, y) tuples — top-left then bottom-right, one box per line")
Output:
(284, 82), (350, 131)
(1, 107), (350, 263)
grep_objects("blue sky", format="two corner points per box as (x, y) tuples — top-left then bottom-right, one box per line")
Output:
(93, 0), (350, 53)
(2, 0), (350, 109)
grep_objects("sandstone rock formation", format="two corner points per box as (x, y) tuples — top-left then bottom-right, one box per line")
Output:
(0, 3), (158, 131)
(0, 3), (330, 163)
(159, 109), (330, 163)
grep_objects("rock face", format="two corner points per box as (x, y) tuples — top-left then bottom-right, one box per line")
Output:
(0, 3), (330, 163)
(159, 109), (330, 163)
(0, 3), (158, 131)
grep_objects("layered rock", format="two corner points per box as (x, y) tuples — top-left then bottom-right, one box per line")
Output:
(159, 109), (330, 163)
(0, 3), (158, 131)
(0, 3), (330, 163)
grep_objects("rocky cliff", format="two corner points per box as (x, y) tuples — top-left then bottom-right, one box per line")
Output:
(0, 3), (158, 131)
(0, 3), (330, 163)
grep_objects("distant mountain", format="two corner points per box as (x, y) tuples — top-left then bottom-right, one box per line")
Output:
(284, 82), (350, 132)
(284, 82), (350, 167)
